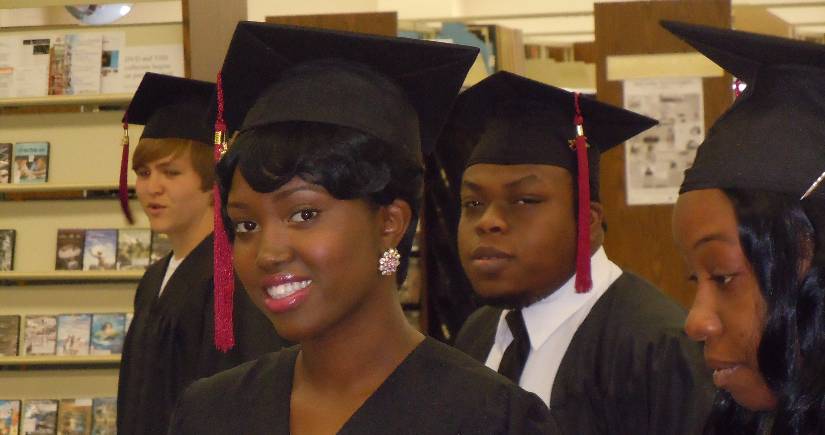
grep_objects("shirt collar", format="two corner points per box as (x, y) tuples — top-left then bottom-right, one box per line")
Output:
(513, 247), (621, 350)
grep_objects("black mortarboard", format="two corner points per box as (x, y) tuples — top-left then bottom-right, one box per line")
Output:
(208, 21), (479, 351)
(456, 71), (657, 201)
(117, 73), (215, 224)
(453, 71), (657, 293)
(661, 20), (825, 200)
(218, 21), (479, 155)
(124, 72), (214, 144)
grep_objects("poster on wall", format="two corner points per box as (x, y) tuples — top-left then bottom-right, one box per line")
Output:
(48, 33), (103, 95)
(623, 77), (704, 205)
(119, 44), (184, 93)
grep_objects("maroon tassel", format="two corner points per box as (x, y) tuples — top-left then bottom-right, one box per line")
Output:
(213, 70), (235, 352)
(573, 93), (592, 293)
(119, 120), (134, 225)
(734, 78), (743, 98)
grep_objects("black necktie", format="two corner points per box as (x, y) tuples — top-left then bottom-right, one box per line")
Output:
(497, 309), (531, 384)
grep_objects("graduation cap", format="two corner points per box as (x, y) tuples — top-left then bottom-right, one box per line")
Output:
(119, 73), (215, 224)
(452, 71), (657, 292)
(661, 20), (825, 200)
(208, 21), (479, 351)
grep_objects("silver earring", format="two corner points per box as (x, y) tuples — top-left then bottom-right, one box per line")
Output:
(378, 248), (401, 276)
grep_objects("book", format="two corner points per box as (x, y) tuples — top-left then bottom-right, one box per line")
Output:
(55, 229), (85, 271)
(57, 399), (92, 435)
(0, 229), (14, 271)
(82, 229), (117, 271)
(124, 313), (133, 335)
(56, 314), (91, 356)
(12, 141), (49, 184)
(116, 228), (151, 270)
(0, 315), (20, 356)
(90, 398), (116, 435)
(0, 400), (20, 435)
(22, 399), (58, 435)
(150, 231), (171, 263)
(0, 143), (10, 184)
(90, 313), (124, 355)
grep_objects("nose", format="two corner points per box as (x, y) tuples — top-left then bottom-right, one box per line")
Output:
(255, 229), (293, 272)
(684, 287), (723, 342)
(146, 172), (164, 195)
(476, 202), (508, 235)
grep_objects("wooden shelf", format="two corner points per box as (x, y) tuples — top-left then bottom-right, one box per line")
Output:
(0, 93), (132, 108)
(0, 270), (143, 284)
(0, 354), (120, 367)
(0, 183), (131, 194)
(0, 0), (174, 9)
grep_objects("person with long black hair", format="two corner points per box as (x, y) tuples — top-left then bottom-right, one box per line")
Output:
(665, 20), (825, 434)
(168, 22), (558, 434)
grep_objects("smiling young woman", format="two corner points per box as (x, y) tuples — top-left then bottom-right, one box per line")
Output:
(167, 22), (559, 435)
(663, 21), (825, 434)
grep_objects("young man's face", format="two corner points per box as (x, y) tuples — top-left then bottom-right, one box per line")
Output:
(458, 163), (578, 308)
(134, 147), (211, 238)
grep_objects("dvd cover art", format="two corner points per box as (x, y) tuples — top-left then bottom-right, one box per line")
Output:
(57, 399), (92, 435)
(90, 314), (124, 355)
(0, 400), (20, 435)
(0, 315), (20, 356)
(150, 231), (171, 263)
(82, 229), (117, 271)
(0, 229), (14, 271)
(56, 314), (91, 356)
(0, 143), (10, 184)
(25, 315), (57, 355)
(55, 229), (85, 271)
(124, 313), (133, 335)
(12, 142), (49, 184)
(116, 228), (151, 270)
(22, 399), (58, 435)
(90, 398), (116, 435)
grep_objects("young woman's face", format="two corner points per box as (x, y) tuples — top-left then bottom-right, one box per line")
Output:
(673, 189), (777, 411)
(226, 170), (389, 342)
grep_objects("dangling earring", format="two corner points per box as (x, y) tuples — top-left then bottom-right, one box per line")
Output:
(378, 248), (401, 276)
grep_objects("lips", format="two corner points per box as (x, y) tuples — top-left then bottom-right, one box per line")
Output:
(260, 273), (312, 313)
(469, 246), (514, 274)
(706, 358), (742, 388)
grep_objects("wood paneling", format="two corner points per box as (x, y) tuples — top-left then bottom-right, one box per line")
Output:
(594, 0), (732, 307)
(265, 12), (397, 37)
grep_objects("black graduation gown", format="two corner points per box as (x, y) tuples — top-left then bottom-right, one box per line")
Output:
(117, 234), (289, 435)
(455, 272), (716, 435)
(169, 337), (562, 434)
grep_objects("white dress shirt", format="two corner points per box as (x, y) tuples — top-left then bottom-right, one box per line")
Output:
(484, 247), (623, 406)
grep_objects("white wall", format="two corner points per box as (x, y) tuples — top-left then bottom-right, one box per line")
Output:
(246, 0), (379, 22)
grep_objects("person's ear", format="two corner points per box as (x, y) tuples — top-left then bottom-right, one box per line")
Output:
(380, 199), (412, 248)
(589, 201), (605, 250)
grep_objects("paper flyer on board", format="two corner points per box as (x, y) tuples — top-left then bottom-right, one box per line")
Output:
(48, 33), (103, 95)
(623, 77), (704, 205)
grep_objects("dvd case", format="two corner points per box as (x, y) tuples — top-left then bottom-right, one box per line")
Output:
(0, 229), (15, 271)
(25, 315), (57, 355)
(0, 315), (20, 356)
(56, 314), (91, 356)
(83, 229), (117, 271)
(90, 314), (124, 355)
(22, 399), (58, 435)
(55, 229), (85, 271)
(12, 141), (49, 184)
(58, 399), (92, 435)
(116, 228), (151, 270)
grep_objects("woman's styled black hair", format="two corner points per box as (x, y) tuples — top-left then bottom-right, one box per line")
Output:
(702, 189), (825, 435)
(217, 121), (424, 286)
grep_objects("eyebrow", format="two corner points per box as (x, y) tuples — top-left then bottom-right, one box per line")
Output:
(692, 232), (737, 250)
(461, 174), (543, 191)
(226, 184), (326, 210)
